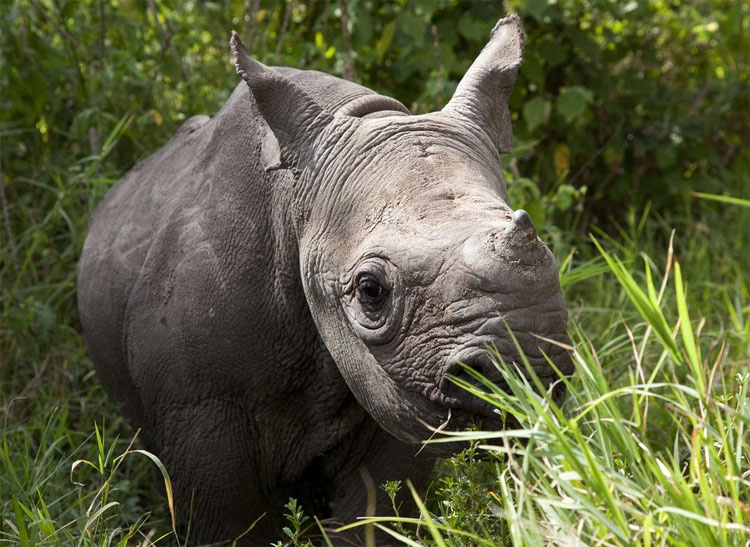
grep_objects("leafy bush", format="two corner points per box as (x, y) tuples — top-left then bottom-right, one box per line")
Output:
(3, 1), (747, 235)
(1, 0), (747, 545)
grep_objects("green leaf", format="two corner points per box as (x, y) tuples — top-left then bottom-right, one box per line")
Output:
(570, 31), (600, 57)
(674, 261), (704, 391)
(691, 192), (750, 208)
(524, 199), (546, 229)
(399, 11), (426, 46)
(523, 96), (551, 132)
(11, 497), (29, 545)
(556, 86), (594, 123)
(539, 38), (568, 68)
(375, 22), (397, 62)
(521, 50), (545, 86)
(655, 145), (677, 169)
(521, 0), (549, 22)
(554, 143), (571, 175)
(457, 16), (487, 42)
(314, 31), (325, 50)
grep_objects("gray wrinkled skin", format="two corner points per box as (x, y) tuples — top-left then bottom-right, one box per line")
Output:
(77, 15), (572, 545)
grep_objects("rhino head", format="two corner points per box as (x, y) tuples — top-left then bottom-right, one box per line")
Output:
(231, 15), (572, 445)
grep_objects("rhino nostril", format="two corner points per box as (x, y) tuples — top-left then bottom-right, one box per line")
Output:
(446, 355), (503, 392)
(451, 366), (486, 391)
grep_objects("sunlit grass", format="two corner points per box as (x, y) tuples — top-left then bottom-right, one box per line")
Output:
(344, 236), (750, 546)
(1, 410), (176, 545)
(3, 203), (748, 545)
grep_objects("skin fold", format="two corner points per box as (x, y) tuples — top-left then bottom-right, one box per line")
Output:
(77, 14), (572, 545)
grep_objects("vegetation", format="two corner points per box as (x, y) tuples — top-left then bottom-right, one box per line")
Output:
(1, 0), (748, 545)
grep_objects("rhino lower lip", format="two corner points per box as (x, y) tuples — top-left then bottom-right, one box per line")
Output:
(446, 403), (507, 429)
(437, 371), (565, 421)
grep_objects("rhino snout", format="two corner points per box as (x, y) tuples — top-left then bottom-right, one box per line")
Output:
(437, 338), (573, 417)
(461, 222), (558, 295)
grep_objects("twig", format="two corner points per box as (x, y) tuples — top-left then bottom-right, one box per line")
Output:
(509, 157), (521, 178)
(688, 80), (710, 116)
(99, 0), (106, 65)
(431, 24), (443, 108)
(0, 171), (19, 274)
(339, 0), (355, 81)
(140, 28), (174, 111)
(274, 0), (294, 63)
(415, 409), (451, 456)
(721, 144), (737, 168)
(147, 0), (188, 80)
(245, 0), (261, 55)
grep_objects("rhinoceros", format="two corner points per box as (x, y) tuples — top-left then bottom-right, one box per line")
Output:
(77, 14), (571, 545)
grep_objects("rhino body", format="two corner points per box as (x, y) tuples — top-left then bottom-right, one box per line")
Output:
(78, 15), (571, 544)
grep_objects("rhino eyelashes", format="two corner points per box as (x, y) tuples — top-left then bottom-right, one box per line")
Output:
(348, 271), (392, 328)
(342, 258), (407, 345)
(356, 274), (388, 307)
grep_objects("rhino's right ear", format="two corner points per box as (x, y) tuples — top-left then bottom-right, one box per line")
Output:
(230, 31), (333, 172)
(442, 14), (524, 154)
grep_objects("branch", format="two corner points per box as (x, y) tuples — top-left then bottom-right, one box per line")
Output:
(99, 0), (106, 65)
(0, 172), (19, 274)
(147, 0), (188, 80)
(245, 0), (261, 54)
(274, 0), (294, 63)
(340, 0), (355, 81)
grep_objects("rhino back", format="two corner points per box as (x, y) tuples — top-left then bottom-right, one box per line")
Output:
(78, 84), (272, 427)
(80, 69), (401, 324)
(77, 71), (394, 435)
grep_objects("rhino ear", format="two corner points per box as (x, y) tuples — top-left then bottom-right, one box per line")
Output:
(442, 14), (524, 154)
(230, 31), (333, 171)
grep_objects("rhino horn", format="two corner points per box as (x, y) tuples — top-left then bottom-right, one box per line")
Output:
(442, 14), (524, 154)
(230, 31), (334, 170)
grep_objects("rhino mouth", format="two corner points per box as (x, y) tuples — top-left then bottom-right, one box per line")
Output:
(433, 343), (572, 423)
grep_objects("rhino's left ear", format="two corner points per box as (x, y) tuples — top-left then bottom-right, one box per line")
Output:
(442, 14), (524, 154)
(230, 31), (334, 171)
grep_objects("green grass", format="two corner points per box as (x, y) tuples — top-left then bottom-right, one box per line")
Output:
(333, 224), (749, 546)
(2, 105), (748, 544)
(3, 195), (747, 545)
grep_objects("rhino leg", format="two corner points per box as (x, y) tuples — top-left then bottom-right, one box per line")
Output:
(154, 400), (275, 545)
(326, 425), (435, 542)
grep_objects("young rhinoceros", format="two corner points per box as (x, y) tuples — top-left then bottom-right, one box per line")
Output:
(78, 14), (571, 545)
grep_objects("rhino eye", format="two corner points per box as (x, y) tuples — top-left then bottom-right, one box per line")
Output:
(345, 257), (402, 344)
(357, 275), (387, 306)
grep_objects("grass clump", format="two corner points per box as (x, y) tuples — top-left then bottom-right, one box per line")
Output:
(1, 414), (175, 545)
(344, 233), (749, 546)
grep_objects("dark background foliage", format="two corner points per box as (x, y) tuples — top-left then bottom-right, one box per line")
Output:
(1, 0), (747, 353)
(3, 0), (747, 230)
(1, 0), (748, 542)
